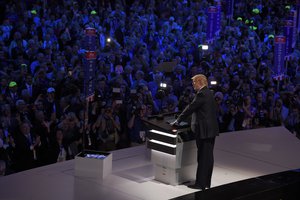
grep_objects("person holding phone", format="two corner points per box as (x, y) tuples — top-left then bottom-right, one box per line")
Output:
(171, 74), (219, 190)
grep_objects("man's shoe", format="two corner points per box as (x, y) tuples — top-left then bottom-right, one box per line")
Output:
(187, 184), (203, 190)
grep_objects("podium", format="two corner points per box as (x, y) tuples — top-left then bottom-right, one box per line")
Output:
(143, 113), (197, 185)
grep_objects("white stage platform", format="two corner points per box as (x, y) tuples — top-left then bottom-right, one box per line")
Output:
(0, 126), (300, 200)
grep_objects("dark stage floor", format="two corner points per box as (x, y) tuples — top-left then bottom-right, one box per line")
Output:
(171, 169), (300, 200)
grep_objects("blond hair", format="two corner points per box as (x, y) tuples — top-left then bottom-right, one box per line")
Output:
(191, 74), (208, 87)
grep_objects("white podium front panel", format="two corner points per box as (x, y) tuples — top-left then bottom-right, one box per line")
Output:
(151, 140), (197, 185)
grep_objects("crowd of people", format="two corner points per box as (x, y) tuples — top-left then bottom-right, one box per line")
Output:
(0, 0), (299, 175)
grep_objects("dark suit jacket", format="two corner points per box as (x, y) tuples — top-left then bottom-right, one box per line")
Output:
(14, 133), (38, 171)
(177, 86), (219, 139)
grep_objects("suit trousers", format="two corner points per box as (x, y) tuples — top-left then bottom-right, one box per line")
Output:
(195, 136), (216, 189)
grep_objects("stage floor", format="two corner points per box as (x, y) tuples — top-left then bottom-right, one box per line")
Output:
(0, 126), (300, 200)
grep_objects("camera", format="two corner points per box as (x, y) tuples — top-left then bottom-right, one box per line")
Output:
(112, 87), (122, 101)
(156, 89), (166, 100)
(131, 106), (139, 115)
(130, 89), (137, 100)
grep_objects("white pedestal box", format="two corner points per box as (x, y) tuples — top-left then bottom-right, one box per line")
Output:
(75, 150), (112, 179)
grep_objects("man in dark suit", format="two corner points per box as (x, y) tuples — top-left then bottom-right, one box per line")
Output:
(14, 122), (40, 171)
(171, 74), (219, 190)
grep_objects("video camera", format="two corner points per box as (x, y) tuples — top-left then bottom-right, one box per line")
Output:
(112, 87), (122, 104)
(155, 82), (168, 99)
